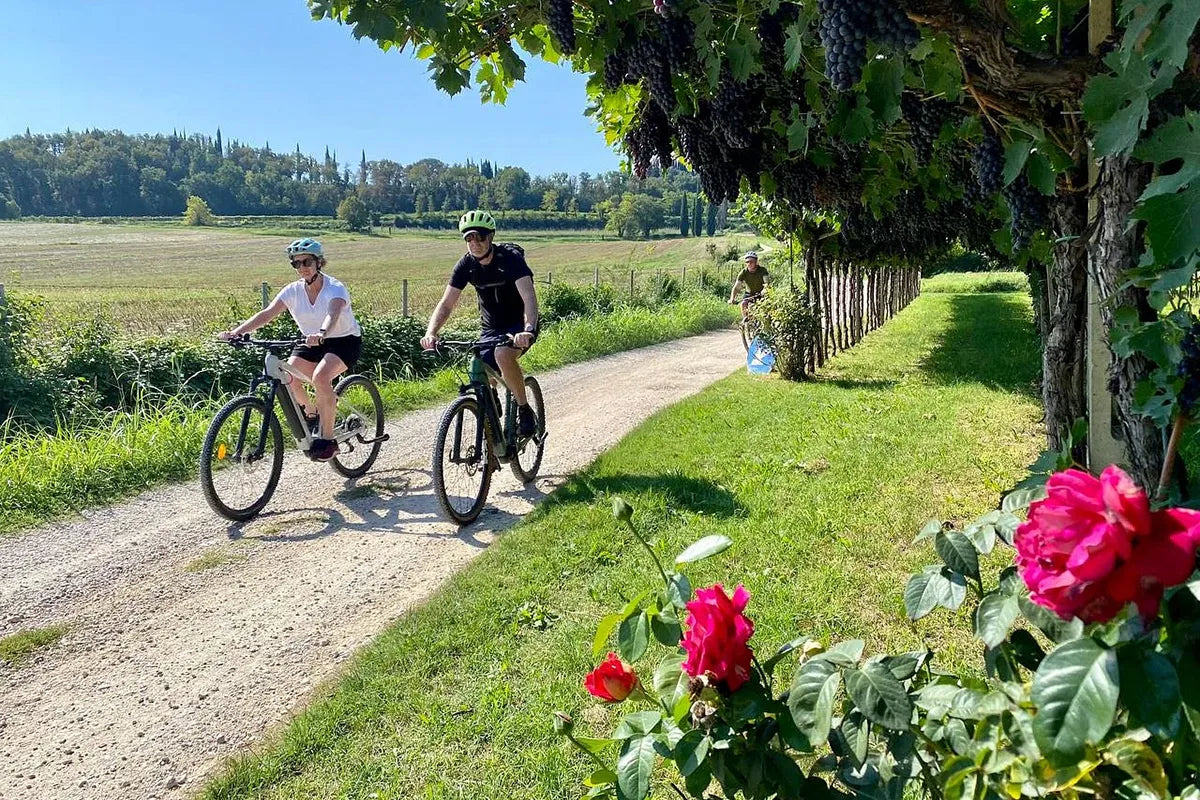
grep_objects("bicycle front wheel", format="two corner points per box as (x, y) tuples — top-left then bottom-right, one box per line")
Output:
(510, 376), (545, 483)
(330, 374), (385, 478)
(432, 394), (493, 525)
(200, 395), (284, 521)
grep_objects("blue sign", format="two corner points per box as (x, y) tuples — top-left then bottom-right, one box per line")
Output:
(747, 337), (775, 374)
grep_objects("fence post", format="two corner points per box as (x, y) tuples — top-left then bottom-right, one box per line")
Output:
(547, 271), (553, 286)
(260, 281), (269, 308)
(594, 266), (600, 288)
(402, 279), (409, 318)
(629, 269), (635, 301)
(682, 265), (687, 287)
(0, 283), (5, 302)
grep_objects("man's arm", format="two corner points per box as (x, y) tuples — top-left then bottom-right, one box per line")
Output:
(421, 286), (462, 349)
(513, 276), (539, 349)
(729, 278), (743, 303)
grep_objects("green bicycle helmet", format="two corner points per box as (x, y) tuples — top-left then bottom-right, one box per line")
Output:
(458, 209), (497, 235)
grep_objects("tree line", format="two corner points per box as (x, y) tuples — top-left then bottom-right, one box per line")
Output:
(0, 128), (704, 222)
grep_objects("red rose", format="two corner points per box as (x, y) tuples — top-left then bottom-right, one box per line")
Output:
(681, 583), (755, 692)
(584, 652), (639, 702)
(1015, 465), (1200, 623)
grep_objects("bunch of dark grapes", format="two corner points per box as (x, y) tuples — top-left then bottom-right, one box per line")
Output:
(603, 50), (629, 90)
(628, 35), (675, 112)
(659, 14), (697, 71)
(973, 128), (1004, 197)
(900, 93), (950, 166)
(625, 100), (674, 178)
(817, 0), (919, 91)
(1179, 321), (1200, 415)
(1002, 174), (1047, 252)
(546, 0), (576, 55)
(712, 68), (752, 148)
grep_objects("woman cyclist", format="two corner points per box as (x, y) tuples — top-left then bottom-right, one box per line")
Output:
(219, 238), (362, 462)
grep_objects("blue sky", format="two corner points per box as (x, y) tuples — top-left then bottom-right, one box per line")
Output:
(1, 0), (622, 176)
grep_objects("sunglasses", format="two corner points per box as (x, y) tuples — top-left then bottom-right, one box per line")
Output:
(290, 258), (316, 269)
(463, 231), (489, 243)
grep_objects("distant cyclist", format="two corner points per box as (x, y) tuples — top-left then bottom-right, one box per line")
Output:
(729, 251), (771, 318)
(219, 238), (362, 461)
(420, 210), (540, 437)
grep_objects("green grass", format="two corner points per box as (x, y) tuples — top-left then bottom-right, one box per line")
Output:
(0, 297), (737, 536)
(0, 625), (68, 666)
(3, 221), (761, 336)
(921, 271), (1029, 294)
(184, 543), (254, 572)
(202, 291), (1043, 799)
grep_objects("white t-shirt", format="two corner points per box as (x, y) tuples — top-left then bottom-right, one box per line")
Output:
(274, 274), (362, 338)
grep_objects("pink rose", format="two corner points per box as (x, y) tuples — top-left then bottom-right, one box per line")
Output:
(681, 583), (755, 692)
(584, 652), (638, 703)
(1015, 466), (1200, 623)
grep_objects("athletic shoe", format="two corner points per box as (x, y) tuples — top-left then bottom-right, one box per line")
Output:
(517, 404), (537, 438)
(308, 438), (337, 461)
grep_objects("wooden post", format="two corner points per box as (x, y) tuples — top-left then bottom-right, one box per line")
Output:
(682, 265), (687, 287)
(1086, 0), (1125, 470)
(402, 279), (409, 318)
(0, 283), (5, 302)
(594, 266), (600, 288)
(260, 281), (269, 308)
(630, 269), (635, 301)
(547, 271), (553, 286)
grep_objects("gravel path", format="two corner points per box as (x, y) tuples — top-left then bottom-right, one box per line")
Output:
(0, 330), (741, 800)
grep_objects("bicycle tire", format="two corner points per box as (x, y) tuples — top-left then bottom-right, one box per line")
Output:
(510, 376), (546, 483)
(431, 394), (493, 525)
(330, 374), (385, 478)
(200, 395), (284, 521)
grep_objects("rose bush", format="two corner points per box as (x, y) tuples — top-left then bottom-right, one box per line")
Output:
(555, 475), (1200, 799)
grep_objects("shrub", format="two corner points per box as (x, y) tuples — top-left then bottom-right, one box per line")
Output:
(645, 272), (682, 305)
(337, 194), (370, 232)
(183, 195), (216, 226)
(755, 288), (818, 380)
(540, 283), (622, 324)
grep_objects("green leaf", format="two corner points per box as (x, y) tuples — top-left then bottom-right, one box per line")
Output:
(1008, 629), (1046, 672)
(916, 683), (960, 717)
(617, 735), (658, 800)
(683, 760), (711, 797)
(840, 710), (870, 763)
(1031, 638), (1120, 760)
(963, 521), (996, 554)
(674, 535), (732, 565)
(787, 657), (842, 744)
(727, 36), (757, 82)
(1133, 184), (1200, 265)
(1117, 647), (1181, 737)
(618, 612), (650, 662)
(762, 636), (813, 674)
(650, 608), (682, 647)
(584, 767), (617, 787)
(1104, 738), (1169, 797)
(974, 594), (1020, 649)
(845, 662), (914, 730)
(1083, 51), (1173, 156)
(1135, 112), (1200, 200)
(787, 113), (810, 154)
(1134, 0), (1200, 70)
(784, 23), (806, 72)
(820, 639), (865, 667)
(905, 567), (968, 620)
(935, 531), (980, 582)
(1026, 151), (1057, 196)
(652, 654), (690, 710)
(594, 613), (624, 659)
(612, 496), (634, 521)
(864, 57), (903, 125)
(880, 650), (927, 682)
(674, 730), (710, 777)
(575, 737), (615, 755)
(1003, 139), (1034, 186)
(913, 519), (943, 544)
(665, 572), (691, 610)
(614, 710), (663, 739)
(1003, 485), (1047, 513)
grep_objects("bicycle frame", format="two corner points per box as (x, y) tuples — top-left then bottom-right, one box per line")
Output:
(448, 353), (520, 468)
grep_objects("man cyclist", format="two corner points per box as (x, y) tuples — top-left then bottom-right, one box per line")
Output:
(729, 251), (771, 318)
(421, 210), (540, 437)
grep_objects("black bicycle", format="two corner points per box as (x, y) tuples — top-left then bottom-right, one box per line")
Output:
(430, 339), (547, 524)
(199, 336), (389, 521)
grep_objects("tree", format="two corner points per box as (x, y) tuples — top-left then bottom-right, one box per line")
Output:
(0, 196), (19, 219)
(183, 195), (215, 226)
(679, 192), (689, 236)
(541, 189), (560, 212)
(706, 201), (717, 237)
(358, 150), (368, 186)
(606, 193), (664, 239)
(692, 194), (703, 240)
(337, 193), (370, 232)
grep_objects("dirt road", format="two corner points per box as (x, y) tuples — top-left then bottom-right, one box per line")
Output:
(0, 330), (741, 800)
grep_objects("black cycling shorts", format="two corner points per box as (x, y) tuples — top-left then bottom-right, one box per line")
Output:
(479, 325), (537, 371)
(291, 335), (362, 369)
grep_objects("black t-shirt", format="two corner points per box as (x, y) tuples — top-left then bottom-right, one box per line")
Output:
(449, 245), (534, 331)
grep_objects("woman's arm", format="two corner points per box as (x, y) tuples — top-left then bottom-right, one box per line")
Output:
(224, 297), (286, 338)
(319, 297), (347, 338)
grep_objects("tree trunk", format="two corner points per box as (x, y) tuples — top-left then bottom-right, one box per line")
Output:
(1089, 154), (1162, 491)
(1042, 193), (1088, 455)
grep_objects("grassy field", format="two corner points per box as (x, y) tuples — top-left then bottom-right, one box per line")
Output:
(2, 222), (764, 336)
(203, 288), (1043, 799)
(921, 270), (1028, 294)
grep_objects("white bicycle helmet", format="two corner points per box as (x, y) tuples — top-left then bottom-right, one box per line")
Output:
(286, 238), (323, 258)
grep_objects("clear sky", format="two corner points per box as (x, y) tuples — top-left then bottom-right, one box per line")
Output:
(1, 0), (622, 176)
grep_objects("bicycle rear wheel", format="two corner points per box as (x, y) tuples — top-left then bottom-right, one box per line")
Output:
(432, 394), (493, 525)
(330, 374), (385, 478)
(200, 395), (284, 521)
(510, 377), (545, 483)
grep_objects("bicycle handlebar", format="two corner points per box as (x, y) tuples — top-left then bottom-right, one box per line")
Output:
(222, 334), (306, 350)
